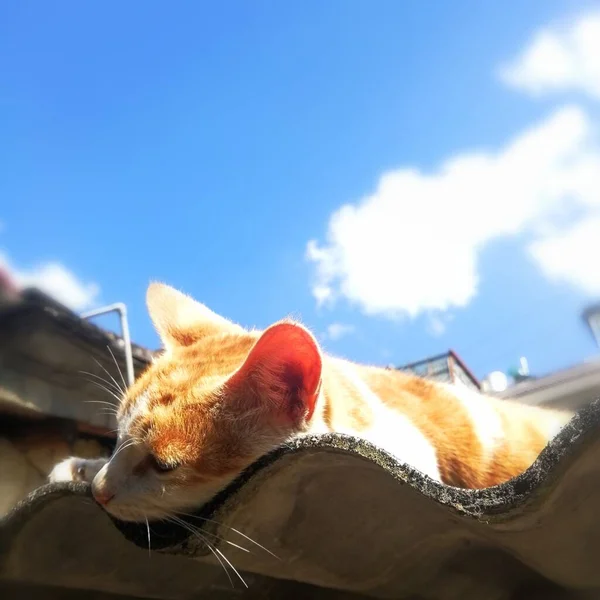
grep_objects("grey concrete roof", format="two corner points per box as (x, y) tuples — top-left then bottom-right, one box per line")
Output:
(494, 357), (600, 409)
(2, 399), (600, 599)
(7, 287), (156, 364)
(0, 288), (155, 432)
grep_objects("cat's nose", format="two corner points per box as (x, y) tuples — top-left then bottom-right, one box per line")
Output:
(92, 486), (115, 506)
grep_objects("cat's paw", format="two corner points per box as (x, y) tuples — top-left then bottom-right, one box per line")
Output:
(48, 457), (108, 483)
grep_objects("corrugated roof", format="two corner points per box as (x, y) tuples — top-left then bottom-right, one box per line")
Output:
(2, 399), (600, 599)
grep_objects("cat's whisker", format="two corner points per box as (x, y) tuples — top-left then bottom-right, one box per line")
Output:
(99, 416), (117, 422)
(166, 516), (235, 588)
(111, 438), (138, 459)
(167, 515), (250, 554)
(107, 345), (128, 392)
(89, 405), (119, 418)
(113, 438), (135, 457)
(85, 403), (119, 416)
(98, 408), (119, 417)
(214, 546), (248, 588)
(178, 512), (279, 559)
(83, 399), (118, 408)
(209, 536), (249, 554)
(84, 379), (122, 405)
(168, 515), (249, 588)
(83, 400), (118, 417)
(92, 355), (125, 397)
(145, 516), (152, 558)
(79, 370), (122, 397)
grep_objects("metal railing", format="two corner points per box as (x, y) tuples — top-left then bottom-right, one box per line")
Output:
(80, 303), (134, 387)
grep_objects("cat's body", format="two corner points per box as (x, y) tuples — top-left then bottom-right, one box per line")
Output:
(49, 283), (572, 522)
(310, 357), (568, 488)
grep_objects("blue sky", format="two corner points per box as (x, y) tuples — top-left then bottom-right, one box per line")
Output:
(2, 1), (600, 382)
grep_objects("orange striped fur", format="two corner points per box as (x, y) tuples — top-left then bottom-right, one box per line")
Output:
(49, 283), (572, 522)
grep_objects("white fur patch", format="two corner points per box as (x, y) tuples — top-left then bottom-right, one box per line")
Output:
(444, 382), (505, 458)
(361, 409), (442, 482)
(48, 456), (107, 483)
(48, 458), (78, 482)
(545, 416), (567, 441)
(327, 360), (442, 482)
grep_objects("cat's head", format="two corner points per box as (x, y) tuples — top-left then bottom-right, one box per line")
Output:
(91, 283), (322, 522)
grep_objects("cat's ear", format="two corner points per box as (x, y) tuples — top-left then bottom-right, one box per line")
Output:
(146, 282), (243, 348)
(229, 321), (322, 425)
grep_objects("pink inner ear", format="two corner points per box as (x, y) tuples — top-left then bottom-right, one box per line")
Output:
(234, 322), (322, 424)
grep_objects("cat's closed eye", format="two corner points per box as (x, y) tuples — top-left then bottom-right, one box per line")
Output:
(148, 455), (178, 473)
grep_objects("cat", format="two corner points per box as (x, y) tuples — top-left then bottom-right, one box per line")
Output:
(48, 282), (572, 523)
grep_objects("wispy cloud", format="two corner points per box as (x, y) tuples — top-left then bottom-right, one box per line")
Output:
(529, 214), (600, 295)
(426, 313), (453, 337)
(307, 106), (600, 318)
(0, 251), (99, 311)
(498, 10), (600, 100)
(323, 322), (355, 341)
(307, 9), (600, 321)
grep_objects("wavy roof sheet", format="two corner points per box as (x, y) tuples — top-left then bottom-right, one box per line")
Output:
(2, 399), (600, 600)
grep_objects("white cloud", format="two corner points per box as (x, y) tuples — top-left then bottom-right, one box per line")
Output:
(426, 313), (453, 337)
(324, 322), (355, 341)
(308, 8), (600, 320)
(0, 252), (99, 311)
(528, 214), (600, 294)
(498, 10), (600, 99)
(307, 105), (600, 319)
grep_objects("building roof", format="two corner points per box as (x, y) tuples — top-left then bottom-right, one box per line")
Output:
(398, 349), (481, 389)
(16, 287), (156, 363)
(493, 356), (600, 408)
(2, 398), (600, 599)
(0, 287), (156, 434)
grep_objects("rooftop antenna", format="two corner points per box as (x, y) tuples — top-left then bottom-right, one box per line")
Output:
(508, 357), (531, 383)
(518, 356), (529, 377)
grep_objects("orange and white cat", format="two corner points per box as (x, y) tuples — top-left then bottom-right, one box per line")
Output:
(49, 283), (572, 522)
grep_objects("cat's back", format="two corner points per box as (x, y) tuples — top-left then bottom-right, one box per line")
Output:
(330, 360), (571, 487)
